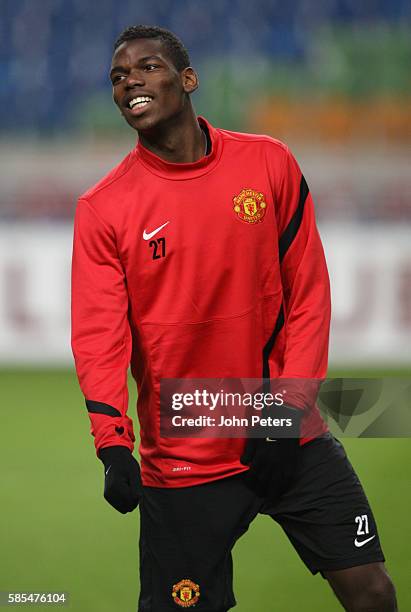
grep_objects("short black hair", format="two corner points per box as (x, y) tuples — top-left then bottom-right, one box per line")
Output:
(114, 25), (190, 72)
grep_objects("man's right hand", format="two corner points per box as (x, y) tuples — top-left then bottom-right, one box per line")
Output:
(98, 446), (141, 514)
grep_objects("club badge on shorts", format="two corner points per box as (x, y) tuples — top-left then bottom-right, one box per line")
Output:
(172, 579), (200, 607)
(233, 188), (267, 224)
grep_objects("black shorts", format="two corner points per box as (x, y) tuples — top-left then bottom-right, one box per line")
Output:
(138, 434), (385, 611)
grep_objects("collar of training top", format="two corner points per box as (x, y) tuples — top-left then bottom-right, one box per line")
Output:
(134, 116), (223, 180)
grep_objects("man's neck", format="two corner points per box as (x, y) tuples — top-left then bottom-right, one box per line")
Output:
(137, 107), (206, 164)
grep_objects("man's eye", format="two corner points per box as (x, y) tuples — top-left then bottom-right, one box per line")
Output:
(145, 64), (159, 71)
(111, 75), (125, 84)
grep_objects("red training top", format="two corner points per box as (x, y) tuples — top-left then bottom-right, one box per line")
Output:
(71, 117), (330, 487)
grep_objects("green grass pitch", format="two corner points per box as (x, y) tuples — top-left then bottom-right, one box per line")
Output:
(0, 368), (409, 610)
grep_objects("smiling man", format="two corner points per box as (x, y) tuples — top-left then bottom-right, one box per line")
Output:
(71, 25), (397, 612)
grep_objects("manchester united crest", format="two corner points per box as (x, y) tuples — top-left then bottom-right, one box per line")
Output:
(172, 579), (200, 608)
(233, 188), (267, 224)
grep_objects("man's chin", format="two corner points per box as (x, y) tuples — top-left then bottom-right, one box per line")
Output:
(125, 113), (160, 133)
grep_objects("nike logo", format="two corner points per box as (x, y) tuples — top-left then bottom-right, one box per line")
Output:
(143, 221), (169, 240)
(354, 535), (376, 548)
(105, 465), (111, 477)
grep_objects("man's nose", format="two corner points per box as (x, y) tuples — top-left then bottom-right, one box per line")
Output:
(125, 70), (145, 88)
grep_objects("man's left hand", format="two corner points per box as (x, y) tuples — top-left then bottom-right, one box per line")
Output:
(241, 405), (303, 501)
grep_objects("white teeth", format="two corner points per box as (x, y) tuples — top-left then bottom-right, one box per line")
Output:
(129, 96), (153, 109)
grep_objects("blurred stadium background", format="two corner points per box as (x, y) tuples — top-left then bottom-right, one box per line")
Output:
(0, 1), (410, 610)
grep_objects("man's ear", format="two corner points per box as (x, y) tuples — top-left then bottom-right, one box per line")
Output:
(181, 67), (199, 94)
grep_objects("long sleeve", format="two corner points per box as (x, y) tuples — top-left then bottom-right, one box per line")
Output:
(71, 198), (135, 453)
(272, 147), (331, 410)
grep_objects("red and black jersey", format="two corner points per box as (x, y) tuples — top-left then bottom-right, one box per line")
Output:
(71, 117), (331, 487)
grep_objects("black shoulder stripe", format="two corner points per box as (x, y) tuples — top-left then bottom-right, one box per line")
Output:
(279, 175), (309, 263)
(262, 304), (285, 379)
(86, 400), (121, 417)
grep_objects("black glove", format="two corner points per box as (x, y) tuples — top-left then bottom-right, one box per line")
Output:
(98, 446), (141, 514)
(241, 405), (303, 501)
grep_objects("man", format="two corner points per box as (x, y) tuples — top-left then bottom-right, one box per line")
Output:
(71, 25), (397, 611)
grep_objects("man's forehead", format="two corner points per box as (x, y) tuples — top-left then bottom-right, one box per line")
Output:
(111, 38), (170, 66)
